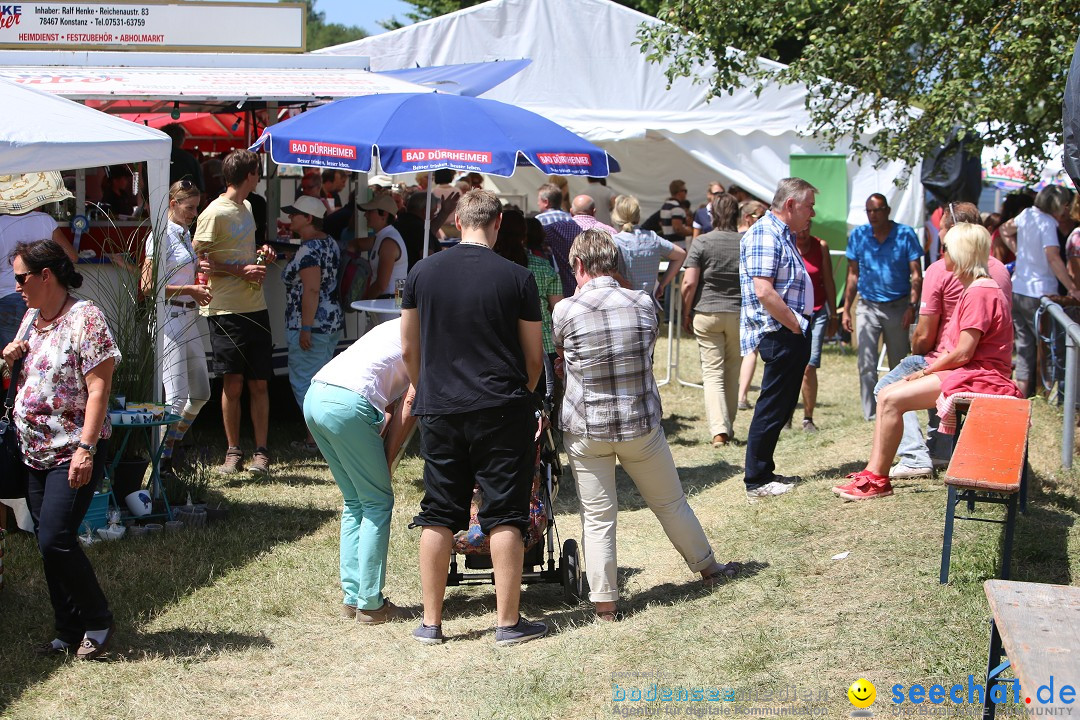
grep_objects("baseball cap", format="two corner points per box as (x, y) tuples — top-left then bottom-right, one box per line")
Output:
(281, 195), (327, 219)
(357, 194), (398, 217)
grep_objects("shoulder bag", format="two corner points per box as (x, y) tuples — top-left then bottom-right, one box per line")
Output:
(0, 313), (37, 500)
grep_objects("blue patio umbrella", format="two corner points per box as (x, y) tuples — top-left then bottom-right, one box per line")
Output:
(249, 91), (619, 177)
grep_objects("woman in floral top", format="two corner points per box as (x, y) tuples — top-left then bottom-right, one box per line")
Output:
(280, 196), (342, 451)
(3, 239), (120, 660)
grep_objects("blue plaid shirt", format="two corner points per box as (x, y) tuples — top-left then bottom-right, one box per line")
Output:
(739, 211), (810, 355)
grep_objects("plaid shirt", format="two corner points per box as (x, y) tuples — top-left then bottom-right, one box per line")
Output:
(552, 276), (661, 442)
(536, 208), (573, 227)
(544, 215), (618, 296)
(739, 211), (810, 355)
(526, 252), (562, 354)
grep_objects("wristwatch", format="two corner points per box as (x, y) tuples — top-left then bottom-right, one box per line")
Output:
(77, 441), (97, 456)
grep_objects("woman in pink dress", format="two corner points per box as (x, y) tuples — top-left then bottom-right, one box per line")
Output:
(833, 223), (1021, 501)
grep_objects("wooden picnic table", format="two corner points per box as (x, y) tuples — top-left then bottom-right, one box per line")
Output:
(983, 580), (1080, 719)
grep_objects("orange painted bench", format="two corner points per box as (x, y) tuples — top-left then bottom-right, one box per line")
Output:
(940, 397), (1032, 584)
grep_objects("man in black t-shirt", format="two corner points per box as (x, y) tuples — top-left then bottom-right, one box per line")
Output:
(400, 189), (548, 647)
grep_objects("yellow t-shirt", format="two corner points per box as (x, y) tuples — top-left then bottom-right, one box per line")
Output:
(193, 195), (266, 316)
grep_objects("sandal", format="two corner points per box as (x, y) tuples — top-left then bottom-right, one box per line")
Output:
(596, 609), (624, 622)
(702, 561), (743, 588)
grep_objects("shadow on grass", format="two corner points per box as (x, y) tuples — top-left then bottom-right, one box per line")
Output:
(0, 498), (335, 712)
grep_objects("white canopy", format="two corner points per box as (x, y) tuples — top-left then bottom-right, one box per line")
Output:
(318, 0), (923, 230)
(0, 77), (171, 178)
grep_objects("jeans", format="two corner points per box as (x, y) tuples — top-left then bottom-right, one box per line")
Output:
(26, 450), (113, 644)
(287, 328), (343, 411)
(744, 327), (811, 486)
(873, 355), (931, 469)
(0, 291), (27, 351)
(304, 381), (392, 611)
(856, 298), (911, 420)
(564, 427), (715, 603)
(806, 307), (830, 368)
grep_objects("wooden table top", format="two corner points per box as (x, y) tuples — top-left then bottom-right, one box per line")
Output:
(984, 580), (1080, 713)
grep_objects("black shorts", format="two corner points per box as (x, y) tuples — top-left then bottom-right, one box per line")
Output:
(207, 310), (273, 381)
(413, 402), (536, 535)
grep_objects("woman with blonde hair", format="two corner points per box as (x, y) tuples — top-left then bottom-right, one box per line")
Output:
(142, 179), (212, 474)
(833, 223), (1021, 501)
(610, 194), (686, 302)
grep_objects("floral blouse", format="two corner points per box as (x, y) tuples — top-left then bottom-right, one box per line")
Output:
(281, 235), (343, 334)
(14, 301), (122, 470)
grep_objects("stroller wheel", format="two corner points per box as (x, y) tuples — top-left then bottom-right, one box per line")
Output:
(560, 538), (582, 603)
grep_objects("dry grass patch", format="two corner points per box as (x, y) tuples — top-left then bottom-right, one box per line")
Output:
(1, 332), (1078, 719)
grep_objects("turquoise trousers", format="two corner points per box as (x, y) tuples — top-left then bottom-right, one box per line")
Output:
(303, 381), (391, 610)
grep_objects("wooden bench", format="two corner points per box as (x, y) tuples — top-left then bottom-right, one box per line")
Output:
(940, 397), (1032, 584)
(981, 580), (1080, 720)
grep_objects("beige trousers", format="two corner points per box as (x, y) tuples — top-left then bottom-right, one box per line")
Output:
(564, 427), (716, 603)
(692, 311), (742, 438)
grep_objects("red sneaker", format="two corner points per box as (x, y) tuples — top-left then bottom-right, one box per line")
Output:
(832, 470), (875, 495)
(837, 472), (893, 501)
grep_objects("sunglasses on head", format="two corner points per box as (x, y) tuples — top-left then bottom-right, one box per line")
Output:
(178, 179), (195, 190)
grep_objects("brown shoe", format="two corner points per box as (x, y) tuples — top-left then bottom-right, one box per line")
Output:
(216, 447), (243, 475)
(356, 600), (407, 625)
(75, 625), (114, 661)
(711, 433), (729, 448)
(249, 448), (270, 478)
(341, 604), (358, 619)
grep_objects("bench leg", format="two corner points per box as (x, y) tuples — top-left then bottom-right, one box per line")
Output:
(983, 619), (1003, 720)
(1000, 494), (1018, 580)
(1020, 457), (1029, 514)
(941, 485), (958, 584)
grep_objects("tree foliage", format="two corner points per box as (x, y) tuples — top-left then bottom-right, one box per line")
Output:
(636, 0), (1080, 169)
(286, 0), (367, 51)
(384, 0), (661, 30)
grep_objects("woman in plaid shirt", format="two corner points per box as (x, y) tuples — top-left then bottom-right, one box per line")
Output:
(553, 229), (740, 621)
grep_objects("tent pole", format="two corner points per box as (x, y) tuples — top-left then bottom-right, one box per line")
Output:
(423, 172), (433, 259)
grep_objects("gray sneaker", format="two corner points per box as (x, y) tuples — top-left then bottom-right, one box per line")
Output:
(412, 623), (444, 645)
(802, 418), (818, 433)
(494, 616), (548, 647)
(889, 464), (933, 479)
(745, 481), (796, 502)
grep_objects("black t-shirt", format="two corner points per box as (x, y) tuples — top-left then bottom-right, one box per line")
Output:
(402, 243), (542, 415)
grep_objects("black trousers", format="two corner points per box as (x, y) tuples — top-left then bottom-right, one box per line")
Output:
(413, 402), (536, 535)
(26, 447), (112, 644)
(744, 327), (811, 486)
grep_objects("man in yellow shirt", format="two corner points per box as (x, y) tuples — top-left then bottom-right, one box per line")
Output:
(193, 149), (277, 477)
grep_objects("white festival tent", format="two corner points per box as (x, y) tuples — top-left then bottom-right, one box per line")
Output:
(0, 76), (172, 239)
(317, 0), (923, 231)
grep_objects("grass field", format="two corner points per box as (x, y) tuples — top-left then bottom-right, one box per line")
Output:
(1, 329), (1076, 720)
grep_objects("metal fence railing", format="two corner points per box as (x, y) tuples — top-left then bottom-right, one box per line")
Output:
(1037, 296), (1080, 468)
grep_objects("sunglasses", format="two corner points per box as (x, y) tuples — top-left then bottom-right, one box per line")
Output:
(178, 179), (195, 190)
(940, 242), (949, 255)
(14, 270), (39, 285)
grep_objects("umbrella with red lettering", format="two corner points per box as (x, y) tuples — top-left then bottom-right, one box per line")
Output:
(249, 91), (618, 177)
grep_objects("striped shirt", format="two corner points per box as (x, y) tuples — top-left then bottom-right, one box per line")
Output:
(739, 211), (810, 355)
(552, 276), (661, 442)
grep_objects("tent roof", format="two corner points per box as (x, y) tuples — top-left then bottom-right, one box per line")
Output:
(0, 62), (429, 111)
(316, 0), (814, 140)
(0, 77), (170, 175)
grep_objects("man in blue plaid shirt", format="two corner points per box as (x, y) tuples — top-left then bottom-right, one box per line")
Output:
(739, 178), (818, 501)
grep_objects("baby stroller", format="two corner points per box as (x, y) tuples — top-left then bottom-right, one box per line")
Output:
(447, 398), (582, 603)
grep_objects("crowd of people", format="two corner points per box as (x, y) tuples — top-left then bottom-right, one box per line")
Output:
(0, 151), (1062, 654)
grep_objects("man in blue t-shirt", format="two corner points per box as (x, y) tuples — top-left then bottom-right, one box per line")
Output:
(841, 193), (924, 421)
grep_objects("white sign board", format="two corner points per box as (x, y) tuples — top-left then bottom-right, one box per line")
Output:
(0, 2), (306, 52)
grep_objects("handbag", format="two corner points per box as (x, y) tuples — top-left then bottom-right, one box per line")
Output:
(0, 315), (36, 500)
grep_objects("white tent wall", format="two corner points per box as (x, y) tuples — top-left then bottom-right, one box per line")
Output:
(318, 0), (923, 232)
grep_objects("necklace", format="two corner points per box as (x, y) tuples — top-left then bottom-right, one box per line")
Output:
(38, 295), (71, 325)
(458, 240), (490, 248)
